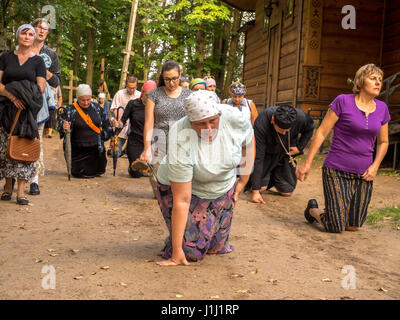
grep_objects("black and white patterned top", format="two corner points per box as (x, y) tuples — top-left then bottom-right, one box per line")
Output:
(148, 86), (192, 139)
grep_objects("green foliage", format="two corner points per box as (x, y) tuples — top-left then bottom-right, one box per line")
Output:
(1, 0), (252, 97)
(366, 206), (400, 230)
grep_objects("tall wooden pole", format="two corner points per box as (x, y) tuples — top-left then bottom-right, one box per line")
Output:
(119, 0), (139, 90)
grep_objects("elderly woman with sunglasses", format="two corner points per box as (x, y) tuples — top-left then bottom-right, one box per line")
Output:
(140, 60), (191, 197)
(222, 82), (258, 126)
(155, 90), (254, 266)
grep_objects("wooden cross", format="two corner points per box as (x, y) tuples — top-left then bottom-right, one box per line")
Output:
(62, 70), (78, 105)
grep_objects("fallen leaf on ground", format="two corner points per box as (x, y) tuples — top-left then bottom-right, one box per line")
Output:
(268, 279), (278, 285)
(145, 259), (154, 263)
(175, 294), (183, 298)
(316, 297), (327, 300)
(120, 282), (128, 287)
(74, 276), (83, 280)
(291, 254), (300, 259)
(100, 266), (110, 270)
(70, 249), (79, 254)
(236, 289), (251, 294)
(210, 295), (220, 299)
(322, 278), (332, 282)
(251, 269), (258, 274)
(47, 249), (55, 252)
(35, 259), (43, 263)
(230, 274), (244, 279)
(340, 296), (355, 300)
(91, 272), (97, 275)
(49, 253), (58, 257)
(19, 224), (25, 229)
(378, 287), (388, 293)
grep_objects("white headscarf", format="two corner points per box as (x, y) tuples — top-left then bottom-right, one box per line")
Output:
(184, 90), (220, 122)
(76, 84), (92, 98)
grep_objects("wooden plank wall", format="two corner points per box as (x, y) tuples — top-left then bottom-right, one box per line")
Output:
(277, 0), (304, 105)
(382, 0), (400, 105)
(242, 0), (269, 109)
(319, 0), (384, 103)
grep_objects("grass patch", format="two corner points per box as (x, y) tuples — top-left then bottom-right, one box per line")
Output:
(367, 206), (400, 230)
(377, 170), (400, 180)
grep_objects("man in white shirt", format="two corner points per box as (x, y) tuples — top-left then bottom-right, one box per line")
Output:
(111, 75), (141, 157)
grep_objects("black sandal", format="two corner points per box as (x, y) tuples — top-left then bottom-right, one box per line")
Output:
(16, 196), (29, 205)
(1, 191), (12, 201)
(304, 199), (318, 223)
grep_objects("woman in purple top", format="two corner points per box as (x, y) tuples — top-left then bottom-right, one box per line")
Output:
(296, 64), (390, 233)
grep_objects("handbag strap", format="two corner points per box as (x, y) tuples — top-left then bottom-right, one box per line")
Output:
(9, 109), (22, 137)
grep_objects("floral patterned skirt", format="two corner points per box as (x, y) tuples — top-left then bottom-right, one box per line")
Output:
(156, 182), (235, 261)
(0, 127), (36, 181)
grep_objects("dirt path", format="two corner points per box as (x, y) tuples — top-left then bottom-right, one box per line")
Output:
(0, 136), (399, 300)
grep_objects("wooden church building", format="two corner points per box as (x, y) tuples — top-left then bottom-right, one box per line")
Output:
(222, 0), (400, 115)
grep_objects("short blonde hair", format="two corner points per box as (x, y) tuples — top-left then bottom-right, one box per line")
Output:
(352, 64), (383, 94)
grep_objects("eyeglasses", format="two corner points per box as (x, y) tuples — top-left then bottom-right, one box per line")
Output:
(36, 26), (49, 31)
(164, 77), (180, 83)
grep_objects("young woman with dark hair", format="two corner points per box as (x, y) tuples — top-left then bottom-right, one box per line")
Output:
(140, 60), (191, 197)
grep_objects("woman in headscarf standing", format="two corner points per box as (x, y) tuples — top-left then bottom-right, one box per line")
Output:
(155, 90), (254, 266)
(0, 24), (46, 205)
(223, 82), (259, 126)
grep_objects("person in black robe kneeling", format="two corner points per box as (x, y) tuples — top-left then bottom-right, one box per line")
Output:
(58, 84), (113, 178)
(249, 105), (315, 204)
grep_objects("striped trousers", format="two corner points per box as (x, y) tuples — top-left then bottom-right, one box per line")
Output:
(321, 167), (373, 233)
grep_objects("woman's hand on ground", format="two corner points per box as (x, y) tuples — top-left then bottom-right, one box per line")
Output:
(251, 190), (265, 204)
(296, 163), (310, 182)
(362, 164), (378, 181)
(156, 250), (190, 267)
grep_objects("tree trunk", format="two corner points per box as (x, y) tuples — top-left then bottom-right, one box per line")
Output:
(196, 30), (206, 77)
(224, 9), (242, 98)
(72, 26), (81, 85)
(86, 26), (95, 87)
(56, 19), (63, 56)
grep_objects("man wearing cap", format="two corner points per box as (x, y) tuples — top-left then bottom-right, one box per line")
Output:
(58, 84), (113, 178)
(250, 105), (314, 203)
